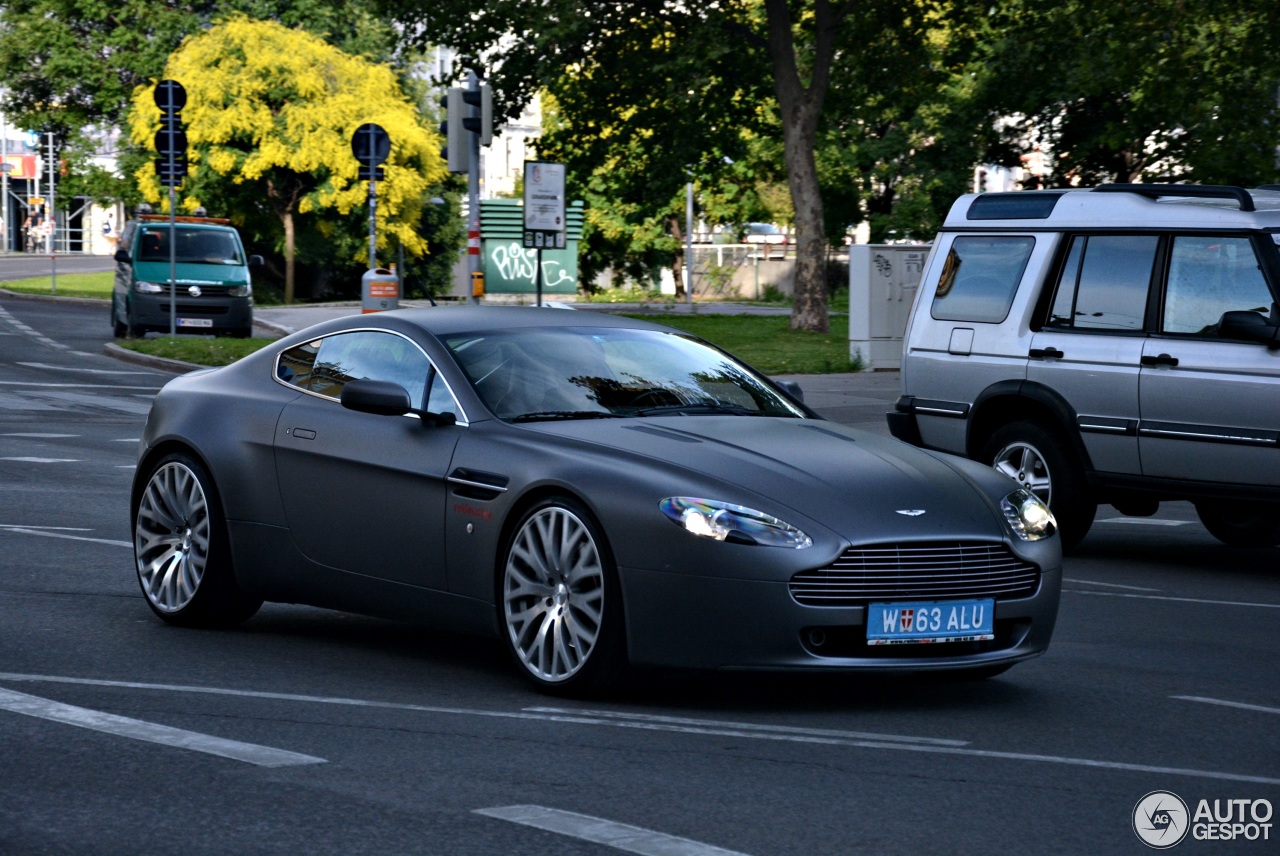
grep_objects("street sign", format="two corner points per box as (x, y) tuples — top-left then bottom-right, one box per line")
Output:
(153, 79), (187, 113)
(523, 161), (566, 249)
(351, 123), (391, 175)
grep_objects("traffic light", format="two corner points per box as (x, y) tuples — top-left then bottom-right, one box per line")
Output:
(440, 87), (469, 174)
(153, 80), (188, 187)
(462, 83), (493, 147)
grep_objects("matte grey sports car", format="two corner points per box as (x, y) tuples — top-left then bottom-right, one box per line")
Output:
(132, 307), (1062, 693)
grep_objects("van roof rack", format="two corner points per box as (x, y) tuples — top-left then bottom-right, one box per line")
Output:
(1092, 183), (1255, 212)
(138, 213), (232, 225)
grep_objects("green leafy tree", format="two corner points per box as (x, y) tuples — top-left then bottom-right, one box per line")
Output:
(128, 15), (448, 303)
(977, 0), (1280, 186)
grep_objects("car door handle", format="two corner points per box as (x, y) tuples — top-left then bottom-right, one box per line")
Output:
(289, 428), (317, 440)
(1029, 347), (1064, 359)
(1140, 353), (1179, 367)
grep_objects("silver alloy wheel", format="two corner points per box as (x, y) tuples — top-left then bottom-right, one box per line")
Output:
(992, 441), (1052, 504)
(503, 505), (605, 683)
(135, 461), (211, 613)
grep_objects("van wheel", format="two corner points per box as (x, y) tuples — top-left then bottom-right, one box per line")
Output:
(1194, 502), (1280, 548)
(111, 304), (127, 338)
(982, 421), (1096, 551)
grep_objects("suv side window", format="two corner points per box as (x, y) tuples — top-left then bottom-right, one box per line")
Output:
(1047, 235), (1157, 331)
(930, 236), (1035, 323)
(1163, 235), (1275, 336)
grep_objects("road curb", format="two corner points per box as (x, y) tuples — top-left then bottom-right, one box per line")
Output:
(0, 287), (107, 306)
(102, 343), (201, 374)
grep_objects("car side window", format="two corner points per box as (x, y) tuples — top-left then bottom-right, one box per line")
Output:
(276, 331), (432, 410)
(1163, 236), (1275, 336)
(1047, 235), (1157, 331)
(930, 236), (1034, 323)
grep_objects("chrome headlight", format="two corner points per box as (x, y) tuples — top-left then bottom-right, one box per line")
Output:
(659, 497), (812, 549)
(1001, 489), (1056, 541)
(228, 284), (252, 297)
(135, 281), (164, 294)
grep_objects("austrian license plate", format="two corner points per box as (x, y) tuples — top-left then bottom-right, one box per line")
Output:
(866, 598), (995, 645)
(177, 318), (213, 328)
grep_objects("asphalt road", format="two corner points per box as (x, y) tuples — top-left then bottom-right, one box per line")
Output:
(1, 295), (1277, 855)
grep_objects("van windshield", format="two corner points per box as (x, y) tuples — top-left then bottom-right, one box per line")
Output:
(137, 228), (244, 265)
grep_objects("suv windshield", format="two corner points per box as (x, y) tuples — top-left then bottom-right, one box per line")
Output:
(137, 227), (244, 264)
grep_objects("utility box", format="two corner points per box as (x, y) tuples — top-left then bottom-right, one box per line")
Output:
(848, 244), (930, 371)
(362, 268), (399, 313)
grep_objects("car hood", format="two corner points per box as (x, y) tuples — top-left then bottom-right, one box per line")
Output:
(131, 260), (251, 286)
(529, 416), (1010, 542)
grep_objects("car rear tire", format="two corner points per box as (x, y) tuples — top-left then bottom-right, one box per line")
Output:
(1194, 502), (1280, 548)
(983, 421), (1096, 551)
(499, 496), (627, 695)
(134, 452), (262, 628)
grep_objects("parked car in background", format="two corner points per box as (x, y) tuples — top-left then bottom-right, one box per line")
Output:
(744, 222), (789, 258)
(132, 307), (1062, 695)
(112, 211), (262, 338)
(890, 184), (1280, 550)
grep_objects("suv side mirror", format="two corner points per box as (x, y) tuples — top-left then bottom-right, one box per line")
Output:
(248, 254), (264, 267)
(113, 247), (130, 263)
(1218, 310), (1280, 347)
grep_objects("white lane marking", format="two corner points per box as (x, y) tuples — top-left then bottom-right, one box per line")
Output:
(0, 457), (79, 463)
(523, 707), (966, 747)
(1173, 696), (1280, 716)
(17, 362), (157, 375)
(0, 524), (93, 531)
(475, 805), (752, 856)
(0, 526), (131, 547)
(1063, 578), (1160, 592)
(1066, 590), (1280, 610)
(113, 438), (140, 442)
(1095, 518), (1189, 526)
(0, 687), (325, 768)
(0, 433), (79, 438)
(1, 672), (1276, 785)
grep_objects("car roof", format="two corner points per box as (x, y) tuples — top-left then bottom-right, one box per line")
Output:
(942, 185), (1280, 230)
(332, 306), (682, 339)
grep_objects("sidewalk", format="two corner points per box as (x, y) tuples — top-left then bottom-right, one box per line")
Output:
(253, 302), (899, 435)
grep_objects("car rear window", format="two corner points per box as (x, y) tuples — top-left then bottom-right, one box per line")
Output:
(930, 236), (1035, 323)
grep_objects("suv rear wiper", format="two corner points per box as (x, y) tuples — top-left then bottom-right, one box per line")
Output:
(509, 410), (624, 423)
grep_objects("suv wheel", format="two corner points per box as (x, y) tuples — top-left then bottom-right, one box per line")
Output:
(982, 420), (1097, 551)
(1194, 502), (1280, 548)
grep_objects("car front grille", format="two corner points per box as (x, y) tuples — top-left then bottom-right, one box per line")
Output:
(789, 541), (1040, 606)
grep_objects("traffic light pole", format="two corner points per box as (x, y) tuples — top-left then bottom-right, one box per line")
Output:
(467, 70), (481, 305)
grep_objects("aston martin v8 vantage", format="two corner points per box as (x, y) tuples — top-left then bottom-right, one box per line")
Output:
(132, 307), (1062, 693)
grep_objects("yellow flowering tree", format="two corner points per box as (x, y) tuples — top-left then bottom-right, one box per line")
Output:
(128, 15), (446, 303)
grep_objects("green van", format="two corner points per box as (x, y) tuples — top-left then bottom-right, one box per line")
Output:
(111, 214), (262, 338)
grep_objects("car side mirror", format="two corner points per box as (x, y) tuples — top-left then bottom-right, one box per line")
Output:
(775, 379), (805, 403)
(1218, 310), (1280, 347)
(113, 248), (130, 263)
(340, 378), (458, 426)
(248, 254), (264, 267)
(340, 379), (411, 416)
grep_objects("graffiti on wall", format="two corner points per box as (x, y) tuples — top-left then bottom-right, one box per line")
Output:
(486, 241), (577, 293)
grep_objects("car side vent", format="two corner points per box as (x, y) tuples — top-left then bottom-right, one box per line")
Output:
(448, 468), (509, 501)
(789, 541), (1040, 606)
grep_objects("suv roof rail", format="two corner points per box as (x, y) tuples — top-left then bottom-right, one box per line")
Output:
(1092, 183), (1255, 212)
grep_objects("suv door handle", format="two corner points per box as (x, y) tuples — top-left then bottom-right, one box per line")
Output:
(1140, 353), (1179, 367)
(1029, 347), (1064, 359)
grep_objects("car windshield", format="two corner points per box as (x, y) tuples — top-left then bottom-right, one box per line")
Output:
(444, 326), (807, 422)
(137, 227), (244, 264)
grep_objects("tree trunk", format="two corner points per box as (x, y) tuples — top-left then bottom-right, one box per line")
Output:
(282, 208), (296, 304)
(765, 0), (841, 334)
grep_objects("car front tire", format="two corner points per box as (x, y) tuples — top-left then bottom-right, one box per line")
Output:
(1194, 502), (1280, 548)
(499, 496), (627, 695)
(983, 420), (1096, 551)
(134, 452), (262, 628)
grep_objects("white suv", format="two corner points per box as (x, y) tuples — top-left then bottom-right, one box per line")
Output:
(889, 184), (1280, 549)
